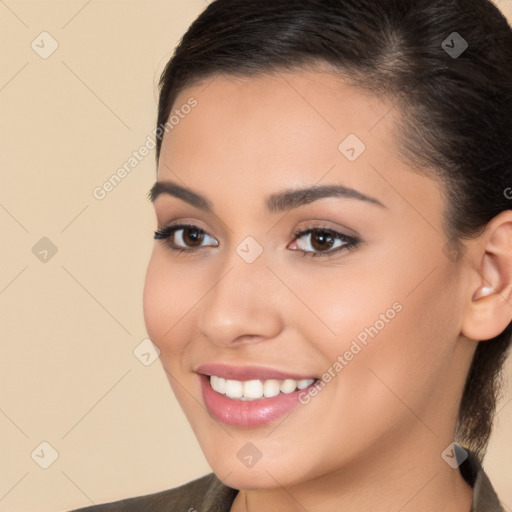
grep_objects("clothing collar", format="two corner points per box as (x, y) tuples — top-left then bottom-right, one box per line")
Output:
(461, 450), (505, 512)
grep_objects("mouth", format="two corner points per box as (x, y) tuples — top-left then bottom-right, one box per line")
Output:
(196, 364), (320, 427)
(208, 374), (317, 400)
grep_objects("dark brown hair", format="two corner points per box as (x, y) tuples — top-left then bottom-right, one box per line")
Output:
(155, 0), (512, 461)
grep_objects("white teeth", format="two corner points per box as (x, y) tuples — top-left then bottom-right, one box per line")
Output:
(243, 380), (264, 399)
(209, 376), (315, 400)
(263, 379), (281, 398)
(210, 375), (226, 394)
(297, 379), (313, 389)
(225, 379), (243, 398)
(280, 379), (297, 394)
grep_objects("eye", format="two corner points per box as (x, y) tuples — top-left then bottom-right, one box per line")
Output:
(153, 224), (218, 253)
(289, 225), (360, 258)
(153, 223), (360, 259)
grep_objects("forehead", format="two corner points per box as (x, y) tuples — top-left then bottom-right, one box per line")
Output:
(161, 70), (386, 176)
(167, 69), (392, 154)
(157, 69), (444, 224)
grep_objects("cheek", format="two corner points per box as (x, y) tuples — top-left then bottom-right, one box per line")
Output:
(295, 242), (458, 398)
(142, 251), (202, 356)
(342, 264), (460, 413)
(281, 255), (403, 353)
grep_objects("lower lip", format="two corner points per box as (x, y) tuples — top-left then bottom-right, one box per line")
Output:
(199, 374), (316, 427)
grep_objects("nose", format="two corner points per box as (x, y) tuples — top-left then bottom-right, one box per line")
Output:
(197, 252), (284, 347)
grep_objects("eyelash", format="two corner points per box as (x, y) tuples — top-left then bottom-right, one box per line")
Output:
(153, 223), (360, 259)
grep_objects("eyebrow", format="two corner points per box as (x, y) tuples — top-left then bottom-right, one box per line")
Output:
(147, 180), (386, 213)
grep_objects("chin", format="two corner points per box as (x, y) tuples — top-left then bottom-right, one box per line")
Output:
(215, 465), (294, 491)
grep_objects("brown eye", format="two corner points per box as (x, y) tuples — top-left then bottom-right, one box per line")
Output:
(153, 224), (219, 252)
(181, 227), (205, 247)
(309, 231), (335, 252)
(289, 226), (360, 258)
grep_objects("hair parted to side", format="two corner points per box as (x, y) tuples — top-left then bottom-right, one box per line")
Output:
(155, 0), (512, 461)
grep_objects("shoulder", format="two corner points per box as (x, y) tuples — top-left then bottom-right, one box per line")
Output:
(66, 472), (238, 512)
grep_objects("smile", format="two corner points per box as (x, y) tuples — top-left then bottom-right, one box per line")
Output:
(209, 375), (315, 400)
(199, 373), (320, 427)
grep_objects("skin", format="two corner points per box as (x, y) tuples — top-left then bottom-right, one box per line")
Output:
(143, 67), (512, 512)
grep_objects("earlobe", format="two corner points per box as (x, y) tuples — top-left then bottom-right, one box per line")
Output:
(461, 211), (512, 341)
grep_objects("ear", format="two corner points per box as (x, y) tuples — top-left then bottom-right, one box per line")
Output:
(461, 210), (512, 341)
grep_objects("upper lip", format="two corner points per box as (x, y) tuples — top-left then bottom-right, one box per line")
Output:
(196, 363), (317, 381)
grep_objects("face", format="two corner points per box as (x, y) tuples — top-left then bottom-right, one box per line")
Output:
(143, 68), (475, 490)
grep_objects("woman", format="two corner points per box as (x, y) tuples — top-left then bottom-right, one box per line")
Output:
(70, 0), (512, 510)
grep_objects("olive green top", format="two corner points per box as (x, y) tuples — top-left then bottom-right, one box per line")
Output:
(68, 451), (505, 512)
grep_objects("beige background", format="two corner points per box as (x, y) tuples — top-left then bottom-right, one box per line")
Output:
(0, 1), (511, 511)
